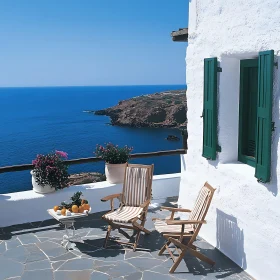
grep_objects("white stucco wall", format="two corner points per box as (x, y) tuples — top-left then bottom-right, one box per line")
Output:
(0, 173), (180, 228)
(180, 1), (280, 279)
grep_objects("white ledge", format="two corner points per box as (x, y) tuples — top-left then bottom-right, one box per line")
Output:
(0, 173), (181, 227)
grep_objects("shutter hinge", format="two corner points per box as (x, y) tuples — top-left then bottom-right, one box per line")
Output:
(274, 62), (278, 69)
(217, 145), (221, 152)
(217, 67), (222, 72)
(272, 122), (276, 132)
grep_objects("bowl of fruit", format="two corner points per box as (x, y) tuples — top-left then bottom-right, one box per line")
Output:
(53, 191), (91, 216)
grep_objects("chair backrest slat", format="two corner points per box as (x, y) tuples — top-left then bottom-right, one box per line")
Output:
(122, 164), (154, 207)
(189, 182), (215, 231)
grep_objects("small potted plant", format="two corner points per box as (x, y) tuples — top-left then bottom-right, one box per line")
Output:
(95, 143), (133, 184)
(31, 150), (69, 194)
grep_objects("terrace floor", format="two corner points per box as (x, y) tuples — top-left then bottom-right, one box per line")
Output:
(0, 197), (253, 280)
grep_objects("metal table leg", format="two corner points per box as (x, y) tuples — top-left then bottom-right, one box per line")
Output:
(61, 220), (77, 250)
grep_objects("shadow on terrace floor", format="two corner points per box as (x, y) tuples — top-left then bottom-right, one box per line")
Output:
(0, 196), (253, 280)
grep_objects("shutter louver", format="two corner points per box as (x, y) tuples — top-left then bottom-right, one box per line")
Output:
(255, 50), (274, 182)
(202, 57), (218, 160)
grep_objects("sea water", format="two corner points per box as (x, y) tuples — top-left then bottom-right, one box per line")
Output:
(0, 85), (185, 193)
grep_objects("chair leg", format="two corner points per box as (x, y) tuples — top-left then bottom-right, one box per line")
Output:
(158, 240), (170, 256)
(169, 249), (186, 273)
(133, 230), (141, 252)
(189, 247), (215, 266)
(134, 219), (151, 235)
(104, 225), (112, 248)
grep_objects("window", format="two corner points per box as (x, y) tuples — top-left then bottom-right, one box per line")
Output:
(238, 59), (258, 167)
(202, 50), (274, 182)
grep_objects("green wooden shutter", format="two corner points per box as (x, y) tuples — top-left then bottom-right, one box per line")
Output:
(255, 50), (274, 182)
(202, 57), (218, 160)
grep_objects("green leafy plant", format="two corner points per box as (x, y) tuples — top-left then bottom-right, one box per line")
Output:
(32, 150), (69, 190)
(61, 191), (85, 208)
(95, 143), (133, 164)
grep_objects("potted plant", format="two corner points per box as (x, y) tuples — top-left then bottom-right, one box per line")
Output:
(95, 143), (133, 184)
(31, 150), (69, 194)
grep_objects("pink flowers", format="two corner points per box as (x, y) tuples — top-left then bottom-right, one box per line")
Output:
(32, 150), (69, 190)
(95, 143), (133, 164)
(55, 150), (68, 159)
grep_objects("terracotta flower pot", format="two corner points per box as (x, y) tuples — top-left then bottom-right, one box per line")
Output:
(31, 171), (56, 194)
(105, 163), (127, 184)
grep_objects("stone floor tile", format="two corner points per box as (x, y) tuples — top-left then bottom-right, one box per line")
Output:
(2, 245), (29, 263)
(24, 244), (48, 263)
(49, 251), (78, 262)
(21, 269), (53, 280)
(51, 260), (67, 271)
(37, 240), (67, 258)
(5, 237), (21, 249)
(127, 257), (163, 271)
(142, 271), (176, 280)
(54, 269), (92, 280)
(0, 201), (254, 280)
(17, 233), (40, 245)
(96, 261), (139, 278)
(82, 248), (125, 261)
(124, 250), (152, 260)
(90, 271), (111, 279)
(85, 227), (107, 237)
(25, 259), (52, 271)
(73, 240), (100, 252)
(149, 249), (170, 260)
(124, 271), (143, 280)
(35, 229), (64, 239)
(0, 259), (24, 279)
(58, 257), (94, 271)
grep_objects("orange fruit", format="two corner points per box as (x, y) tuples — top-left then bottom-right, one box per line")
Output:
(53, 206), (59, 212)
(83, 204), (90, 211)
(78, 205), (84, 213)
(61, 209), (66, 216)
(82, 199), (88, 205)
(72, 205), (79, 213)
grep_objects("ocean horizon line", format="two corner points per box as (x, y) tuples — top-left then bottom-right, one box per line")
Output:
(0, 84), (186, 89)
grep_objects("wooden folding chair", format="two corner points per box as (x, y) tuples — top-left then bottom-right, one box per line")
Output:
(101, 163), (154, 251)
(153, 182), (216, 273)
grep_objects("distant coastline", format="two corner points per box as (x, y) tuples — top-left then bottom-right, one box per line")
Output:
(86, 89), (187, 129)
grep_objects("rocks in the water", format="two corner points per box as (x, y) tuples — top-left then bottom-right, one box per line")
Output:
(166, 135), (180, 141)
(67, 172), (106, 186)
(91, 89), (187, 129)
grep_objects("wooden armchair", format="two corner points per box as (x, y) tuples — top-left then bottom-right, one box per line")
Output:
(101, 163), (154, 251)
(153, 182), (216, 273)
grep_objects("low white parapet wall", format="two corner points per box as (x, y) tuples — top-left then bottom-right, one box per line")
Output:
(0, 173), (180, 228)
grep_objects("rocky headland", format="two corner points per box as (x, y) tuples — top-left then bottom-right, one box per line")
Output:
(89, 89), (187, 129)
(68, 172), (106, 186)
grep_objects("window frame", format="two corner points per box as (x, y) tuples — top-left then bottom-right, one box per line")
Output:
(238, 58), (258, 168)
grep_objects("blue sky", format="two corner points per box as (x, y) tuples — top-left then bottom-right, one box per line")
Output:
(0, 0), (188, 87)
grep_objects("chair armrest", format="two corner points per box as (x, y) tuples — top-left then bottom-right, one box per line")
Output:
(140, 200), (150, 209)
(166, 220), (206, 225)
(160, 206), (191, 213)
(160, 206), (191, 220)
(101, 193), (121, 202)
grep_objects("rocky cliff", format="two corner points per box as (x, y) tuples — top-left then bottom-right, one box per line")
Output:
(92, 89), (187, 129)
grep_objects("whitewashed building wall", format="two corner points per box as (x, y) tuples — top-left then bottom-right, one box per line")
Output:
(179, 1), (280, 279)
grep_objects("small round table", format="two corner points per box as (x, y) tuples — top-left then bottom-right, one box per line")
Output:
(47, 209), (90, 250)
